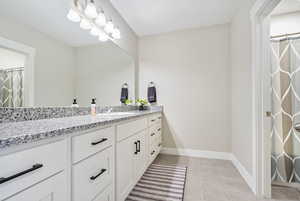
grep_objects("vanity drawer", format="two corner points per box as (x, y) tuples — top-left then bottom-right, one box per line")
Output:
(93, 185), (113, 201)
(72, 127), (114, 164)
(0, 140), (67, 200)
(149, 124), (162, 145)
(117, 118), (147, 142)
(149, 145), (158, 163)
(72, 147), (113, 201)
(149, 125), (158, 144)
(148, 114), (162, 126)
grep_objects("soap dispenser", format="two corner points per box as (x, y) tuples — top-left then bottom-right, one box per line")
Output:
(91, 98), (96, 116)
(71, 98), (79, 108)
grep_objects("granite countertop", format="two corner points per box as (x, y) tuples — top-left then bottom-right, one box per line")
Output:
(0, 108), (162, 150)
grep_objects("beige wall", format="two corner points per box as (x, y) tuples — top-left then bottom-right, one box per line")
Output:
(0, 0), (138, 107)
(230, 0), (257, 176)
(0, 16), (75, 107)
(139, 24), (232, 152)
(74, 43), (135, 106)
(0, 47), (26, 69)
(271, 12), (300, 36)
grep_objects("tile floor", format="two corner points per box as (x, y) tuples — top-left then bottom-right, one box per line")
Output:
(153, 154), (300, 201)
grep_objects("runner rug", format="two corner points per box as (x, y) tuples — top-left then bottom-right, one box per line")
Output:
(126, 164), (187, 201)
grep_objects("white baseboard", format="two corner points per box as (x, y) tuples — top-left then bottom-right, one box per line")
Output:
(160, 147), (256, 194)
(231, 155), (256, 194)
(161, 147), (234, 161)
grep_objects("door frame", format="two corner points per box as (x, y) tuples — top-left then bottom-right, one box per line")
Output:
(0, 36), (36, 106)
(250, 0), (281, 198)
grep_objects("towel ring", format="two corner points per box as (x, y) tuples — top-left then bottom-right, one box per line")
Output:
(122, 83), (128, 88)
(148, 81), (155, 87)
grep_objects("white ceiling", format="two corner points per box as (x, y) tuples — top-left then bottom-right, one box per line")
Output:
(273, 0), (300, 15)
(0, 0), (100, 47)
(110, 0), (239, 36)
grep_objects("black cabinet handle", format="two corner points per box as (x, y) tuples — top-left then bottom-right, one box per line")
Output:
(137, 140), (141, 153)
(151, 150), (155, 155)
(134, 141), (138, 154)
(91, 138), (108, 146)
(151, 119), (156, 122)
(158, 143), (162, 147)
(157, 128), (161, 132)
(151, 133), (155, 137)
(0, 164), (43, 185)
(90, 169), (107, 181)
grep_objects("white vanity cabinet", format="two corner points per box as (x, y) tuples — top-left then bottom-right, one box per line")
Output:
(148, 114), (162, 165)
(5, 172), (67, 201)
(71, 127), (114, 201)
(116, 114), (162, 201)
(0, 140), (68, 201)
(116, 119), (148, 201)
(0, 112), (162, 201)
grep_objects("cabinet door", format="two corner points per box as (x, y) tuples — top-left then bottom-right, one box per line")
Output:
(134, 130), (147, 181)
(116, 135), (135, 201)
(7, 172), (67, 201)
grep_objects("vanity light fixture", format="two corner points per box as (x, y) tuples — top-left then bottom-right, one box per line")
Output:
(80, 18), (92, 30)
(95, 11), (106, 26)
(67, 8), (81, 22)
(66, 0), (121, 41)
(90, 26), (101, 36)
(104, 20), (114, 33)
(98, 31), (109, 42)
(84, 0), (98, 19)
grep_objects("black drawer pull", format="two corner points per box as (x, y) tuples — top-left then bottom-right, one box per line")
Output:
(151, 150), (155, 155)
(90, 169), (107, 181)
(0, 164), (43, 185)
(151, 133), (155, 137)
(157, 128), (161, 132)
(158, 143), (162, 147)
(134, 141), (138, 154)
(137, 140), (141, 153)
(91, 138), (108, 146)
(151, 119), (156, 122)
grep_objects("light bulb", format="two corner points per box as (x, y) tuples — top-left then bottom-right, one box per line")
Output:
(84, 1), (98, 19)
(67, 8), (81, 22)
(80, 19), (92, 30)
(99, 32), (109, 42)
(112, 28), (121, 39)
(90, 26), (101, 36)
(95, 12), (106, 26)
(104, 20), (114, 33)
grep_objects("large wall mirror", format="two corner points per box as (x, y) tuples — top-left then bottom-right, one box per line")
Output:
(0, 0), (135, 107)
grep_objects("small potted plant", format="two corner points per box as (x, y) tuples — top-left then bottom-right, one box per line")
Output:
(124, 99), (133, 106)
(136, 99), (148, 111)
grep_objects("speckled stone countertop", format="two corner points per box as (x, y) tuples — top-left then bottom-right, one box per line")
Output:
(0, 108), (162, 150)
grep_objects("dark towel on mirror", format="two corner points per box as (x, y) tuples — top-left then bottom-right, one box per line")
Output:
(147, 86), (157, 103)
(120, 88), (128, 103)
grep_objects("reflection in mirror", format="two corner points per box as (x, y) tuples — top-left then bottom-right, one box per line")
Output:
(0, 0), (135, 108)
(0, 48), (26, 107)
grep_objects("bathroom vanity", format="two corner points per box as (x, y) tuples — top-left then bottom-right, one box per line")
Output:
(0, 109), (162, 201)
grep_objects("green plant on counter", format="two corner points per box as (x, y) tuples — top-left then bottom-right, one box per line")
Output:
(125, 99), (133, 105)
(136, 99), (148, 106)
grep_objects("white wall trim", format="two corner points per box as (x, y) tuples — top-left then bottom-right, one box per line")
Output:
(250, 0), (281, 198)
(161, 148), (234, 161)
(0, 36), (36, 106)
(161, 148), (255, 194)
(231, 155), (256, 194)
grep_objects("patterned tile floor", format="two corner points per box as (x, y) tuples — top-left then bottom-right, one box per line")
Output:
(154, 154), (300, 201)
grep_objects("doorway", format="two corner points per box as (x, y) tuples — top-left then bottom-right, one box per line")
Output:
(252, 0), (300, 199)
(0, 36), (35, 107)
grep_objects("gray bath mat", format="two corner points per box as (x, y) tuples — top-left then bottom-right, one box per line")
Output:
(126, 164), (187, 201)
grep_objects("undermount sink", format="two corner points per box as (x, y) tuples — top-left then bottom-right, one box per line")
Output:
(97, 112), (135, 116)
